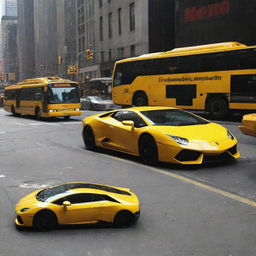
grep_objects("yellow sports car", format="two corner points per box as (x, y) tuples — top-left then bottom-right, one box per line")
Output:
(82, 106), (240, 165)
(238, 113), (256, 137)
(15, 182), (140, 230)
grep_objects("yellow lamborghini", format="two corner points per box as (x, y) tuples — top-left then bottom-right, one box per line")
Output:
(82, 106), (240, 165)
(15, 182), (140, 230)
(238, 113), (256, 137)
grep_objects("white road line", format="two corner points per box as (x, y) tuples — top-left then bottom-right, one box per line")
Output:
(28, 122), (44, 126)
(0, 131), (6, 134)
(0, 175), (6, 178)
(14, 122), (26, 126)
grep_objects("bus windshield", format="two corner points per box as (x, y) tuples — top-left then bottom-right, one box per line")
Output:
(48, 86), (80, 104)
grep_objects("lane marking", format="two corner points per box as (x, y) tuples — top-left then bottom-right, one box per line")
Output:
(102, 154), (256, 208)
(0, 175), (6, 178)
(14, 122), (26, 126)
(19, 183), (48, 189)
(0, 131), (6, 134)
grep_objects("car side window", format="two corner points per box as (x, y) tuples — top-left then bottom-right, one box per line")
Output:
(112, 111), (147, 128)
(52, 193), (93, 205)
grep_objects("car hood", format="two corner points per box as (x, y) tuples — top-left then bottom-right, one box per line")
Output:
(16, 190), (42, 211)
(151, 123), (229, 142)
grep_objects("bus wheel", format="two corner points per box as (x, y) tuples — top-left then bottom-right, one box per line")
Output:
(35, 107), (41, 120)
(133, 92), (148, 106)
(64, 116), (70, 120)
(11, 105), (16, 116)
(207, 97), (228, 120)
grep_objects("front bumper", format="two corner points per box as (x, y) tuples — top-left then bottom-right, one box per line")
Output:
(157, 141), (240, 165)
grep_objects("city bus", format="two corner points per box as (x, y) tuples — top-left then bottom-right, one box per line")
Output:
(3, 76), (82, 120)
(112, 42), (256, 119)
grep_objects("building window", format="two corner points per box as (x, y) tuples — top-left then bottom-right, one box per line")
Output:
(99, 0), (102, 7)
(101, 51), (105, 63)
(109, 49), (112, 60)
(100, 16), (103, 41)
(131, 45), (135, 56)
(82, 37), (85, 51)
(118, 47), (124, 59)
(129, 2), (135, 31)
(108, 12), (112, 38)
(118, 8), (122, 35)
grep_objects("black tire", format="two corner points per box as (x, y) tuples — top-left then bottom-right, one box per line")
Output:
(139, 134), (158, 165)
(207, 97), (228, 120)
(83, 126), (96, 150)
(33, 210), (57, 231)
(35, 107), (41, 120)
(133, 92), (148, 106)
(114, 211), (134, 228)
(11, 105), (16, 116)
(64, 116), (70, 120)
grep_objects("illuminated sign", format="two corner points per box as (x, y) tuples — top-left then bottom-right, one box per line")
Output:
(184, 0), (230, 23)
(52, 83), (72, 87)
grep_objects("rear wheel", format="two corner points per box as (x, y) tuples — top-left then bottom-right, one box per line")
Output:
(114, 211), (134, 228)
(139, 134), (158, 165)
(83, 125), (96, 150)
(133, 92), (148, 106)
(33, 210), (57, 231)
(207, 97), (228, 120)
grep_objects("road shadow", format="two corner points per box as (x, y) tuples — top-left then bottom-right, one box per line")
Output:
(4, 113), (81, 122)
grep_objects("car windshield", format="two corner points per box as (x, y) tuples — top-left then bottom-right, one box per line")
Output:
(36, 184), (69, 202)
(48, 86), (80, 104)
(141, 109), (209, 126)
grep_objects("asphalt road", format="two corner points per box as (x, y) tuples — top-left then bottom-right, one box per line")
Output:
(0, 108), (255, 256)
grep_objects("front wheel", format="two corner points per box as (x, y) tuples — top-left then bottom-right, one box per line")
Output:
(33, 211), (57, 231)
(83, 126), (96, 150)
(35, 107), (41, 120)
(139, 134), (158, 165)
(114, 211), (134, 228)
(207, 97), (228, 120)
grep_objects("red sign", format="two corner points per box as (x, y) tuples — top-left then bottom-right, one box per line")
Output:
(184, 0), (230, 23)
(52, 83), (72, 87)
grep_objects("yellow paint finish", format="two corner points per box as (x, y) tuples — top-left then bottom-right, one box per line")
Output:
(239, 113), (256, 136)
(82, 106), (240, 165)
(15, 183), (140, 227)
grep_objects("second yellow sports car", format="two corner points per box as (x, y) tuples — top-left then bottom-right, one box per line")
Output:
(15, 182), (140, 230)
(82, 106), (240, 165)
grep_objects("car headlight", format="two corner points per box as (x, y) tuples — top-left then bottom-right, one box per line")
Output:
(20, 208), (30, 213)
(75, 108), (80, 111)
(227, 130), (234, 140)
(167, 135), (189, 145)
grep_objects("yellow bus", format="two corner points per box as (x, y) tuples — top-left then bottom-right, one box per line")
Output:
(4, 76), (82, 120)
(112, 42), (256, 119)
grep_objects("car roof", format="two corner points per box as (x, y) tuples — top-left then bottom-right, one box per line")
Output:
(123, 106), (177, 112)
(66, 182), (131, 196)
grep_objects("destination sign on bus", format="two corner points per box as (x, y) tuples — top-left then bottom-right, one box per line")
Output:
(51, 83), (73, 87)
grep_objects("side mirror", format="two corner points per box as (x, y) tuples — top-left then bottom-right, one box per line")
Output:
(63, 201), (71, 207)
(122, 120), (134, 130)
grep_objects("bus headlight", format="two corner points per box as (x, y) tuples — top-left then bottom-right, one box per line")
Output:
(167, 135), (189, 145)
(75, 108), (80, 111)
(49, 109), (57, 112)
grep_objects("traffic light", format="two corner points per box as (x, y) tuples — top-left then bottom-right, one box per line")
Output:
(86, 49), (94, 60)
(57, 56), (63, 65)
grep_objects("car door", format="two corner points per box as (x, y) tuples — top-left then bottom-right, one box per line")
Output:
(53, 193), (102, 224)
(107, 111), (147, 154)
